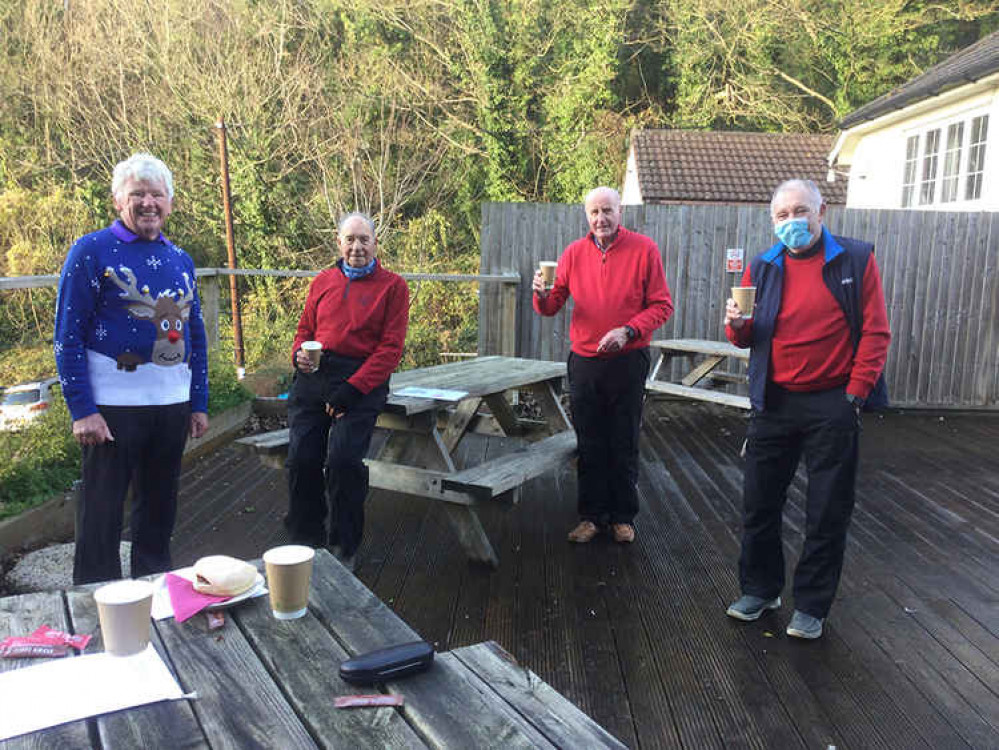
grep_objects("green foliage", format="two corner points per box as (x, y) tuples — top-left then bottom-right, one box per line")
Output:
(388, 210), (479, 368)
(206, 350), (254, 416)
(0, 344), (56, 388)
(0, 393), (79, 520)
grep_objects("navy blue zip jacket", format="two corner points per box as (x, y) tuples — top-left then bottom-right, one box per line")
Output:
(737, 226), (889, 413)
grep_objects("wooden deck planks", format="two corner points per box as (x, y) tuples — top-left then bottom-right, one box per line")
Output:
(167, 405), (999, 749)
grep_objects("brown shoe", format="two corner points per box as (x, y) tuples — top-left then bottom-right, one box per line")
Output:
(567, 520), (599, 543)
(612, 523), (635, 543)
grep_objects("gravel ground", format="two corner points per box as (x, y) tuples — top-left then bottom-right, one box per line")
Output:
(2, 542), (132, 594)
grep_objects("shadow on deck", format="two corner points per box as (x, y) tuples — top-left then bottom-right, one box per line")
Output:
(173, 401), (999, 749)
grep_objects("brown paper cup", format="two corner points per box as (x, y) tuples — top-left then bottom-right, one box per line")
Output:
(94, 580), (154, 656)
(263, 545), (315, 620)
(301, 341), (322, 367)
(539, 261), (557, 289)
(731, 286), (757, 320)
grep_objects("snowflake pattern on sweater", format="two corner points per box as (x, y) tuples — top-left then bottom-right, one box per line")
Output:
(54, 221), (209, 421)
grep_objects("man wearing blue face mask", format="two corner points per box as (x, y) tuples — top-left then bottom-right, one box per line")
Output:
(722, 179), (890, 640)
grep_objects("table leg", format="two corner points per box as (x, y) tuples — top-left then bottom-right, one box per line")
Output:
(440, 397), (483, 455)
(418, 419), (498, 568)
(526, 379), (570, 435)
(483, 392), (522, 437)
(681, 355), (725, 387)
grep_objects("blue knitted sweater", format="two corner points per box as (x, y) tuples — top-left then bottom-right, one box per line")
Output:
(54, 221), (209, 420)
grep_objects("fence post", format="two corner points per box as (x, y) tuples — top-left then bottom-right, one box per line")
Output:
(199, 271), (221, 350)
(499, 280), (518, 357)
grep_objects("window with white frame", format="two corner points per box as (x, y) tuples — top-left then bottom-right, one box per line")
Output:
(901, 135), (919, 207)
(901, 113), (989, 207)
(966, 114), (989, 200)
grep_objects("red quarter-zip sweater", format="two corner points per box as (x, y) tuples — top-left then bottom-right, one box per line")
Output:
(534, 226), (673, 357)
(292, 260), (409, 393)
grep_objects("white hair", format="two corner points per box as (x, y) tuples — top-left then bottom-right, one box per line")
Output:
(583, 186), (621, 208)
(112, 153), (174, 200)
(771, 179), (823, 216)
(338, 211), (376, 237)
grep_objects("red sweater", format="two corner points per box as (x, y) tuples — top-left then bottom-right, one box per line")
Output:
(533, 227), (673, 357)
(292, 260), (409, 393)
(726, 250), (890, 398)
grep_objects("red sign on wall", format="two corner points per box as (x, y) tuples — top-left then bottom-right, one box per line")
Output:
(726, 248), (744, 273)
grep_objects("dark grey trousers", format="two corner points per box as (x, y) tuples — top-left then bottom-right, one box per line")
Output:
(74, 402), (190, 585)
(284, 353), (388, 557)
(739, 384), (861, 618)
(568, 347), (651, 525)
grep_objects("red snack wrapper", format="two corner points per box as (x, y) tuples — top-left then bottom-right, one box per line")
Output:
(0, 641), (69, 658)
(334, 694), (404, 709)
(32, 625), (92, 651)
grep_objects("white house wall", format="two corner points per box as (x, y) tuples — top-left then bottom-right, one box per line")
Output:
(840, 84), (999, 210)
(622, 146), (643, 205)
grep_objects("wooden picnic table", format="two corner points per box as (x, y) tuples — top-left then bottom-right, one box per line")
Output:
(236, 356), (576, 567)
(646, 338), (751, 410)
(0, 549), (623, 749)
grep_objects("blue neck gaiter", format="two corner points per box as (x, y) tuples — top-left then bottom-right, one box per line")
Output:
(341, 258), (376, 280)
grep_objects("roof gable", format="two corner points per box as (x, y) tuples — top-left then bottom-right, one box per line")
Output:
(631, 130), (846, 205)
(840, 30), (999, 129)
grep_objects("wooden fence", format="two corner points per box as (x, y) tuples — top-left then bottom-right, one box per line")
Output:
(479, 202), (999, 409)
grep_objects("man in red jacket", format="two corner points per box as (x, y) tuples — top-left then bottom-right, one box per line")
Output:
(286, 212), (409, 570)
(533, 187), (673, 544)
(724, 179), (890, 639)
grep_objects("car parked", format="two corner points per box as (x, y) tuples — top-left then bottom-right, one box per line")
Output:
(0, 377), (60, 431)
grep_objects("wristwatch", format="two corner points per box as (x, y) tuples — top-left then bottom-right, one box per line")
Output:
(624, 325), (637, 341)
(845, 393), (864, 411)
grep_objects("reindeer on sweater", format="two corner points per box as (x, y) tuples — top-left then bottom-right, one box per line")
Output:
(105, 266), (194, 371)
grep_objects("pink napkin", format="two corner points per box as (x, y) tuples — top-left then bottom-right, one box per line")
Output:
(165, 573), (229, 623)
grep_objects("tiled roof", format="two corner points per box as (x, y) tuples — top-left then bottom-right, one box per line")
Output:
(631, 129), (846, 205)
(840, 30), (999, 129)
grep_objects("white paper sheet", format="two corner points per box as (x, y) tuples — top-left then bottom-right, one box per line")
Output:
(0, 646), (185, 741)
(393, 386), (469, 401)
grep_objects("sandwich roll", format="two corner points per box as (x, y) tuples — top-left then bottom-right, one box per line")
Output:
(193, 555), (258, 597)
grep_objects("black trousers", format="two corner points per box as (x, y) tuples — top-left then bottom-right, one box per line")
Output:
(74, 402), (190, 585)
(568, 348), (651, 525)
(284, 353), (387, 556)
(739, 384), (861, 618)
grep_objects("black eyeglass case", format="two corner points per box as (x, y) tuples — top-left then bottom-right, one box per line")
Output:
(339, 641), (435, 684)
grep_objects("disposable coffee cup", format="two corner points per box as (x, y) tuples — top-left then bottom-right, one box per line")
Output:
(94, 579), (154, 656)
(539, 261), (557, 289)
(301, 341), (322, 367)
(263, 545), (315, 620)
(731, 286), (757, 320)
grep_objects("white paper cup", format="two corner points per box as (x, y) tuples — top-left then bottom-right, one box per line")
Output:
(301, 341), (322, 367)
(263, 545), (315, 620)
(94, 579), (154, 656)
(731, 286), (757, 320)
(539, 261), (557, 289)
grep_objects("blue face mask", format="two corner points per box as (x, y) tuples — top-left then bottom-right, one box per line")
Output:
(774, 217), (814, 249)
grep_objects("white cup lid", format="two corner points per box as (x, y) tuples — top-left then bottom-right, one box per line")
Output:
(263, 545), (316, 565)
(94, 579), (154, 604)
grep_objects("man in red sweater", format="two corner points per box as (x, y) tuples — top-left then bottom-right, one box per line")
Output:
(533, 187), (673, 544)
(286, 212), (409, 570)
(724, 179), (890, 639)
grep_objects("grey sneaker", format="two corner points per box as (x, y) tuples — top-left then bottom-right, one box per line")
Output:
(726, 594), (781, 621)
(786, 610), (824, 639)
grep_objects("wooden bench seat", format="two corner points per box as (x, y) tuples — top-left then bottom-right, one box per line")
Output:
(645, 380), (751, 409)
(441, 430), (577, 500)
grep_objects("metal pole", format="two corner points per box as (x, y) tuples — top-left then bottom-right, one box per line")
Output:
(215, 117), (245, 378)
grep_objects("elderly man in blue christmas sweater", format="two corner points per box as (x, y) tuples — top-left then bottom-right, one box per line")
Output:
(55, 153), (209, 585)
